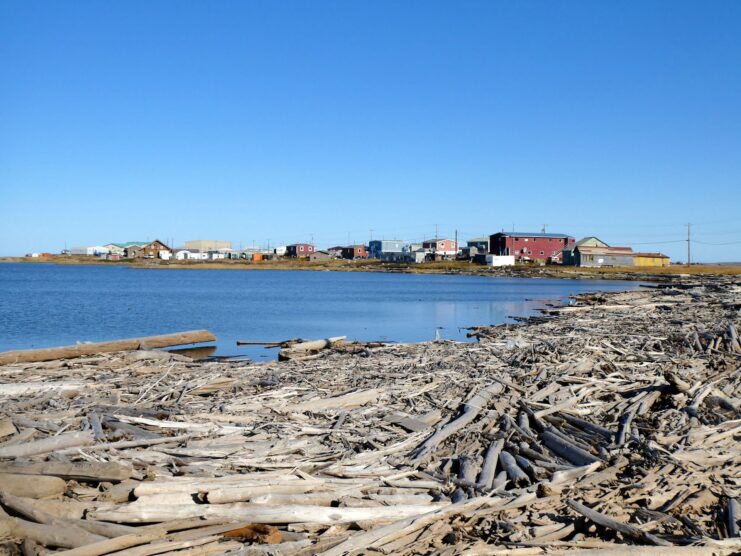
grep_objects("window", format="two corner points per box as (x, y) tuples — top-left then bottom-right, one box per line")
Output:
(540, 251), (544, 255)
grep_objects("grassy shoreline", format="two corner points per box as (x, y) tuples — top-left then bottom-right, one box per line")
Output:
(2, 255), (740, 280)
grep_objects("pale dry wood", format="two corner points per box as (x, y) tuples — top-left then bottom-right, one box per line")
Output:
(0, 431), (94, 458)
(0, 330), (216, 365)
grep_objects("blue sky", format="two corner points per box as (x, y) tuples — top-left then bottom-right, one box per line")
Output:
(1, 1), (740, 261)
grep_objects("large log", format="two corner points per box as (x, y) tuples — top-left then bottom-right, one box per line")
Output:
(0, 461), (134, 483)
(0, 330), (216, 365)
(0, 473), (67, 498)
(88, 502), (449, 524)
(0, 431), (94, 459)
(411, 383), (504, 463)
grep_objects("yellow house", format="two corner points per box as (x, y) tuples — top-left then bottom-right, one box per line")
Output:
(633, 252), (670, 267)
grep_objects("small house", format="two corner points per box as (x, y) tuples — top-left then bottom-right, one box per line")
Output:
(466, 236), (490, 253)
(340, 245), (367, 259)
(563, 237), (608, 266)
(573, 246), (634, 267)
(422, 238), (458, 257)
(368, 240), (405, 259)
(310, 250), (332, 261)
(137, 240), (172, 259)
(286, 244), (315, 258)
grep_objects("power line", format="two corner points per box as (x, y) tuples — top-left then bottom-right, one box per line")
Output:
(693, 239), (741, 246)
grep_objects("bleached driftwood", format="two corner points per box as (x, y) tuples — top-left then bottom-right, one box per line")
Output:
(0, 330), (216, 365)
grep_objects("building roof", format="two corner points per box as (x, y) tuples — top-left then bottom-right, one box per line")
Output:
(573, 236), (609, 247)
(467, 236), (490, 242)
(494, 232), (573, 239)
(147, 239), (172, 250)
(634, 252), (670, 258)
(108, 242), (148, 248)
(576, 246), (633, 254)
(423, 238), (455, 243)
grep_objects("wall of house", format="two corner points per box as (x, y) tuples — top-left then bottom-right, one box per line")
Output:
(287, 244), (315, 257)
(576, 252), (635, 267)
(634, 256), (670, 267)
(491, 235), (573, 262)
(369, 240), (405, 257)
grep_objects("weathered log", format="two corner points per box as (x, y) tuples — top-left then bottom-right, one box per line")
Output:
(321, 496), (504, 556)
(285, 388), (381, 412)
(541, 430), (601, 466)
(278, 337), (346, 360)
(0, 417), (16, 438)
(476, 439), (503, 490)
(728, 498), (740, 537)
(499, 450), (530, 486)
(89, 502), (449, 524)
(0, 382), (86, 397)
(0, 431), (94, 458)
(0, 491), (129, 541)
(0, 461), (134, 482)
(52, 517), (230, 556)
(412, 383), (504, 462)
(204, 483), (333, 504)
(566, 498), (672, 546)
(0, 472), (67, 498)
(0, 507), (106, 549)
(0, 330), (216, 365)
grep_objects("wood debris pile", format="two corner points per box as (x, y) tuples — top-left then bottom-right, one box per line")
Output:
(0, 276), (739, 555)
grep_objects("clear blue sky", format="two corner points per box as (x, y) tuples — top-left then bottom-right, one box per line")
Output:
(1, 1), (740, 261)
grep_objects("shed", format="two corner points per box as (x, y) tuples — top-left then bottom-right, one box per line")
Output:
(634, 252), (670, 267)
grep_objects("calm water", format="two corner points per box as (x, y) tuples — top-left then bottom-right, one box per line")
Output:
(0, 263), (643, 360)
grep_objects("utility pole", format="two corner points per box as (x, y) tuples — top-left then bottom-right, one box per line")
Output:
(435, 224), (439, 239)
(541, 224), (548, 234)
(310, 233), (314, 247)
(687, 223), (691, 267)
(454, 229), (458, 253)
(370, 229), (374, 241)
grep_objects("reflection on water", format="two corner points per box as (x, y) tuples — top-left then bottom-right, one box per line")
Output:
(0, 263), (643, 359)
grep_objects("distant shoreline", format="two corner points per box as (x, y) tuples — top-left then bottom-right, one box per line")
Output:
(2, 255), (740, 280)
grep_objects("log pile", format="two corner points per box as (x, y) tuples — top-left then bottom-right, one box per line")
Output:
(0, 276), (739, 554)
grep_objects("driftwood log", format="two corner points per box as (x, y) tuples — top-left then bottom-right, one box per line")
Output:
(0, 330), (216, 365)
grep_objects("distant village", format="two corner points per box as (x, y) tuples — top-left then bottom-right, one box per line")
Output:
(26, 232), (671, 268)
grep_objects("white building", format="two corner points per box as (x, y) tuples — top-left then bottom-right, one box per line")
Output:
(485, 255), (515, 267)
(274, 246), (287, 256)
(174, 249), (209, 260)
(71, 246), (110, 256)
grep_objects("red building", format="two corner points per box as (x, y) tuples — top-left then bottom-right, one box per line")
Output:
(340, 245), (368, 259)
(489, 232), (574, 263)
(286, 244), (315, 257)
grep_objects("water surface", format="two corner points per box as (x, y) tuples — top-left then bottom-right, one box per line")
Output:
(0, 263), (643, 360)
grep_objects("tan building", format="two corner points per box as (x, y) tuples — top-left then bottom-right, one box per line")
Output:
(184, 240), (232, 252)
